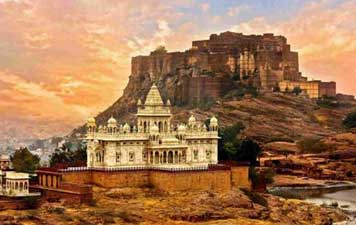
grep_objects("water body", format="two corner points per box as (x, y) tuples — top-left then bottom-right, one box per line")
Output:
(269, 185), (356, 225)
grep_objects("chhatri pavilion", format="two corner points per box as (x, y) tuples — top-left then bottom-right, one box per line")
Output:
(86, 84), (219, 169)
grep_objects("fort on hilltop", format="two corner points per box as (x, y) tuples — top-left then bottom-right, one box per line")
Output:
(131, 31), (335, 103)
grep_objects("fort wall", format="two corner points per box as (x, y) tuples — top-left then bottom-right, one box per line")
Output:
(188, 76), (232, 103)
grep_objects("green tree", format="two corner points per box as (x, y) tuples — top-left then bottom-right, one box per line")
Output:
(235, 138), (262, 166)
(218, 123), (262, 165)
(49, 145), (72, 167)
(343, 110), (356, 129)
(218, 122), (244, 161)
(49, 143), (87, 167)
(153, 45), (167, 53)
(292, 86), (302, 95)
(11, 147), (40, 173)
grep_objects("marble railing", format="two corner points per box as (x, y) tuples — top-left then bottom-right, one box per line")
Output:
(87, 130), (218, 140)
(59, 164), (210, 172)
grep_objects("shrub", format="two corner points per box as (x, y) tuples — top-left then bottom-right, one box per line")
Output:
(343, 110), (356, 129)
(87, 199), (97, 207)
(232, 72), (240, 81)
(264, 168), (275, 185)
(297, 137), (331, 154)
(223, 85), (259, 99)
(248, 167), (260, 186)
(240, 188), (268, 207)
(48, 207), (65, 214)
(249, 167), (274, 186)
(316, 96), (340, 108)
(346, 171), (353, 177)
(292, 86), (302, 95)
(273, 85), (280, 92)
(224, 89), (245, 99)
(23, 196), (39, 208)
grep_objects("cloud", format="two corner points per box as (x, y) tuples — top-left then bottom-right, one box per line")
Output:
(200, 3), (210, 12)
(227, 5), (250, 17)
(0, 0), (191, 139)
(25, 32), (51, 49)
(0, 0), (355, 140)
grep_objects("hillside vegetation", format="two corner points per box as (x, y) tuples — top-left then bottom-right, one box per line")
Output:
(71, 84), (355, 144)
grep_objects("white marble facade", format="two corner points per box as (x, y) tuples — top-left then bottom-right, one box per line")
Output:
(0, 171), (35, 197)
(86, 84), (219, 169)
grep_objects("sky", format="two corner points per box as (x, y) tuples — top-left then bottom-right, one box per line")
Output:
(0, 0), (355, 140)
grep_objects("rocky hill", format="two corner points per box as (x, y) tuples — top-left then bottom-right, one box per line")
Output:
(71, 77), (354, 143)
(0, 187), (346, 225)
(70, 31), (355, 143)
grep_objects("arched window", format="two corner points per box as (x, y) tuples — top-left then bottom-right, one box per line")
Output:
(158, 121), (163, 133)
(143, 121), (147, 133)
(154, 152), (159, 164)
(174, 151), (178, 163)
(163, 152), (167, 163)
(164, 122), (168, 132)
(168, 151), (173, 164)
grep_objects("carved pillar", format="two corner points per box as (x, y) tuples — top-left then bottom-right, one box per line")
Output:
(53, 176), (57, 188)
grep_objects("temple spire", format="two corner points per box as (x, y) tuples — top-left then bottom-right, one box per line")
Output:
(144, 83), (164, 106)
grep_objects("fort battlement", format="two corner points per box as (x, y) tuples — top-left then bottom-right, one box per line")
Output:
(128, 31), (335, 104)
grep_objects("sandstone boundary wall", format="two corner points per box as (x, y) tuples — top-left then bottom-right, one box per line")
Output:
(61, 166), (251, 192)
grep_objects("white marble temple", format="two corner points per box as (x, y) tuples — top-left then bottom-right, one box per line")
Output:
(86, 84), (219, 169)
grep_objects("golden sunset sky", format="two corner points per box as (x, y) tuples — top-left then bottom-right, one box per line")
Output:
(0, 0), (355, 140)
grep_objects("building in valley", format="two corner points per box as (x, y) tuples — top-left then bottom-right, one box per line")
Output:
(0, 155), (10, 170)
(0, 171), (40, 197)
(86, 84), (219, 169)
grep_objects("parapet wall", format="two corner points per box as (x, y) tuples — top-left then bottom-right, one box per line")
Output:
(231, 166), (251, 189)
(60, 166), (250, 192)
(150, 170), (231, 192)
(61, 171), (92, 185)
(91, 170), (149, 188)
